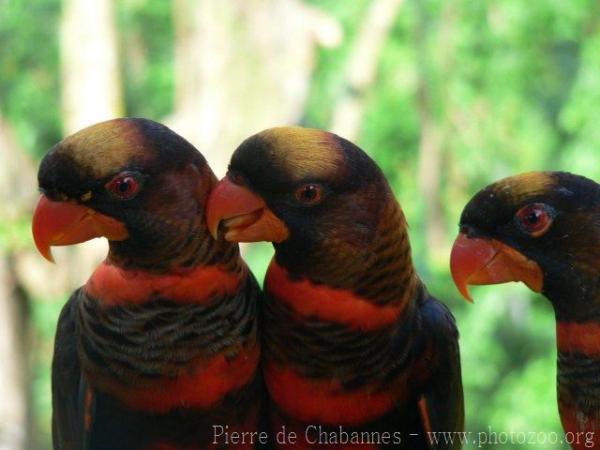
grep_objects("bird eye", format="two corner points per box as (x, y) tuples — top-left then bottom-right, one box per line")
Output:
(106, 172), (141, 200)
(515, 203), (553, 237)
(294, 184), (322, 205)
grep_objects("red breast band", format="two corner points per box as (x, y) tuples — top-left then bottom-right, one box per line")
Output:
(98, 345), (260, 413)
(85, 262), (245, 305)
(266, 261), (404, 331)
(557, 321), (600, 355)
(265, 363), (403, 426)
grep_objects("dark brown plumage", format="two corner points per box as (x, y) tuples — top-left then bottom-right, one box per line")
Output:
(450, 171), (600, 450)
(206, 127), (464, 449)
(33, 118), (264, 450)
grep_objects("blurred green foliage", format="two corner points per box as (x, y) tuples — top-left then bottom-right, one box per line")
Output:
(2, 0), (600, 448)
(0, 0), (62, 156)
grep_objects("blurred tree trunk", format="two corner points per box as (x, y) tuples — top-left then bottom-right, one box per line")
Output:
(60, 0), (122, 134)
(168, 0), (341, 177)
(0, 117), (35, 450)
(0, 256), (31, 450)
(414, 2), (457, 260)
(57, 0), (123, 286)
(330, 0), (405, 142)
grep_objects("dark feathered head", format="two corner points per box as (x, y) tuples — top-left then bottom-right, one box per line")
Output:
(450, 171), (600, 318)
(33, 118), (235, 270)
(205, 127), (413, 295)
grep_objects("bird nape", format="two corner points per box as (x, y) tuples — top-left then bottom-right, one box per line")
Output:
(206, 126), (464, 449)
(32, 118), (264, 450)
(449, 171), (600, 450)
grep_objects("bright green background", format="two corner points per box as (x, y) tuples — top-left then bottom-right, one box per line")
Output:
(2, 0), (600, 448)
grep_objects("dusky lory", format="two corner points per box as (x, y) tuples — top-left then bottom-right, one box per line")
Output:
(450, 171), (600, 450)
(205, 127), (464, 449)
(32, 118), (264, 450)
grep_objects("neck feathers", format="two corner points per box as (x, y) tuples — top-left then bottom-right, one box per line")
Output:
(267, 198), (420, 333)
(108, 214), (242, 273)
(354, 198), (419, 306)
(280, 197), (418, 308)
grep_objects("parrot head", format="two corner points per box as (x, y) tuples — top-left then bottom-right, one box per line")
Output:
(205, 126), (403, 274)
(33, 118), (226, 269)
(450, 171), (600, 316)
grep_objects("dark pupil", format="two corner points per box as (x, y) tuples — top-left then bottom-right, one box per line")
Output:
(118, 179), (131, 192)
(526, 210), (541, 225)
(302, 186), (317, 200)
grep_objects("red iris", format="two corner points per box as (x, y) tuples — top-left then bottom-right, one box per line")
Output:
(515, 203), (553, 237)
(106, 172), (140, 200)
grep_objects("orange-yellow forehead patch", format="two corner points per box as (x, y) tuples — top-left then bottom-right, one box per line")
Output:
(257, 127), (344, 180)
(491, 171), (558, 203)
(56, 119), (151, 178)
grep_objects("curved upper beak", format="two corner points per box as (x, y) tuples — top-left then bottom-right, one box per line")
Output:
(205, 177), (289, 243)
(449, 232), (543, 302)
(32, 195), (128, 263)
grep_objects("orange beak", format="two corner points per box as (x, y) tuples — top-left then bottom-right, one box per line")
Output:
(205, 177), (289, 243)
(449, 233), (543, 302)
(32, 195), (129, 262)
